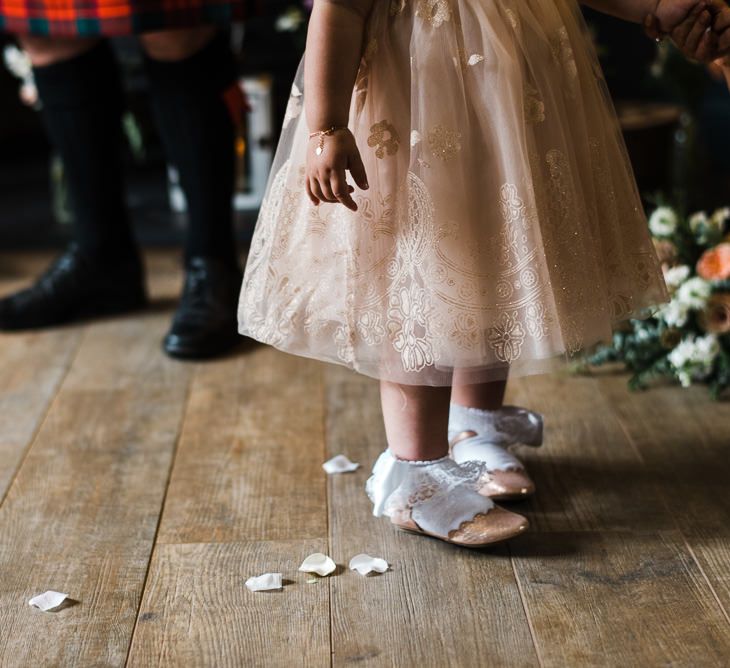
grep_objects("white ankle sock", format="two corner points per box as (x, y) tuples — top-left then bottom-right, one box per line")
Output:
(448, 403), (543, 447)
(448, 403), (544, 471)
(365, 450), (494, 538)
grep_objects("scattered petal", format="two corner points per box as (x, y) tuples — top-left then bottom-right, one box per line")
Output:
(467, 54), (485, 66)
(245, 573), (283, 592)
(299, 553), (337, 576)
(349, 554), (389, 576)
(323, 455), (360, 474)
(28, 591), (69, 611)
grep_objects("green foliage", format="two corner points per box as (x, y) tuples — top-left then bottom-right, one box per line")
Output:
(586, 205), (730, 400)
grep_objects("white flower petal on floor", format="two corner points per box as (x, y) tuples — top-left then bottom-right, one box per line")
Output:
(28, 591), (69, 611)
(245, 573), (283, 592)
(349, 554), (389, 576)
(322, 455), (360, 474)
(299, 553), (337, 576)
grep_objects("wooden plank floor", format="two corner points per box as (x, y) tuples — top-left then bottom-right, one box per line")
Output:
(1, 251), (729, 667)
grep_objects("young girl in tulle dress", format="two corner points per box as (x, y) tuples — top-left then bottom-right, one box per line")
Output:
(239, 0), (723, 546)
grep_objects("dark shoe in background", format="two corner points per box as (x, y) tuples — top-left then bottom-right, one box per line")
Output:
(0, 245), (148, 331)
(163, 257), (243, 360)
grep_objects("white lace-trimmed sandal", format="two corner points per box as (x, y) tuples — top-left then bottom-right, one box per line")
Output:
(366, 451), (529, 548)
(448, 405), (544, 502)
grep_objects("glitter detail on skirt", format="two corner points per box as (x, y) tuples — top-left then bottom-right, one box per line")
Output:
(239, 0), (669, 386)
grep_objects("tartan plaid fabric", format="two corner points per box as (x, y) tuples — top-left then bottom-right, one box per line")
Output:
(0, 0), (257, 36)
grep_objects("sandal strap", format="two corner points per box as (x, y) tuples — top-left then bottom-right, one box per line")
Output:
(450, 433), (525, 472)
(449, 404), (544, 447)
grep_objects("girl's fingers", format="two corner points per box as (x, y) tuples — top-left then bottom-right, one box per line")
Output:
(349, 150), (370, 191)
(318, 172), (338, 203)
(331, 170), (358, 211)
(306, 178), (320, 206)
(310, 177), (328, 205)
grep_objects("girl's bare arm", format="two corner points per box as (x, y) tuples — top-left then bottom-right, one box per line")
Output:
(305, 0), (373, 130)
(304, 1), (373, 211)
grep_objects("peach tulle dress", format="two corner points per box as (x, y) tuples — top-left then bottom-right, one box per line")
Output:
(238, 0), (670, 386)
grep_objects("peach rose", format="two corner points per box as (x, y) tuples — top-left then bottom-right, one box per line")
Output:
(696, 243), (730, 281)
(699, 293), (730, 335)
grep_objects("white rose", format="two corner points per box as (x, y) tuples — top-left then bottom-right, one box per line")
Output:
(676, 277), (712, 310)
(668, 334), (719, 385)
(694, 333), (720, 365)
(648, 206), (678, 237)
(662, 264), (690, 290)
(668, 337), (694, 368)
(658, 299), (689, 327)
(711, 207), (730, 229)
(688, 211), (709, 235)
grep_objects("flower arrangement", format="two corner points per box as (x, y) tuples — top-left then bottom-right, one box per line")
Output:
(588, 205), (730, 399)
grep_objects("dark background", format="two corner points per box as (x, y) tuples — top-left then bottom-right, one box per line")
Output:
(1, 6), (729, 251)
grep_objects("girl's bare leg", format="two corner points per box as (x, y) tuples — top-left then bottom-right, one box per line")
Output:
(450, 373), (507, 410)
(380, 381), (451, 461)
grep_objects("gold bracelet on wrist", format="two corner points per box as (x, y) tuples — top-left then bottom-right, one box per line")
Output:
(309, 126), (349, 156)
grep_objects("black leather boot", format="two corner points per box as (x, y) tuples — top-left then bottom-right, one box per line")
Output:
(163, 257), (243, 360)
(0, 246), (147, 331)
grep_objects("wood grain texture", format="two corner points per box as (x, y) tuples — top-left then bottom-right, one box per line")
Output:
(597, 374), (730, 617)
(0, 253), (84, 498)
(512, 530), (730, 667)
(325, 366), (539, 667)
(0, 316), (192, 667)
(506, 372), (674, 533)
(156, 345), (328, 544)
(0, 328), (81, 499)
(127, 540), (331, 668)
(2, 251), (730, 667)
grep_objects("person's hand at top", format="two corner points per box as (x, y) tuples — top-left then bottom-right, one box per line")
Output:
(645, 0), (730, 63)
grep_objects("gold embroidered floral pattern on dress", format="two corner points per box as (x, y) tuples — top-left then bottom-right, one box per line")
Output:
(428, 125), (462, 162)
(416, 0), (451, 27)
(524, 82), (545, 124)
(550, 26), (579, 95)
(387, 284), (436, 372)
(368, 120), (401, 159)
(487, 311), (526, 362)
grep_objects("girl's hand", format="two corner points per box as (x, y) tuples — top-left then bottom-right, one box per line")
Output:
(306, 129), (369, 212)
